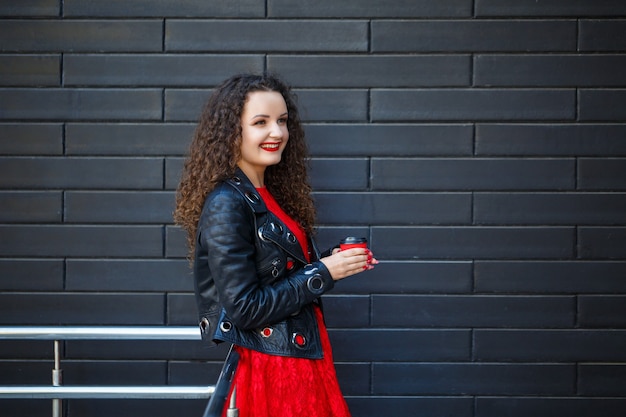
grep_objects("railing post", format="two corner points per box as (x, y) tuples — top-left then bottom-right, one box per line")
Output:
(52, 340), (62, 417)
(226, 386), (238, 417)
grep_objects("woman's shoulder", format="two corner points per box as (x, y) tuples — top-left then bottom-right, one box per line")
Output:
(204, 181), (243, 209)
(203, 179), (267, 214)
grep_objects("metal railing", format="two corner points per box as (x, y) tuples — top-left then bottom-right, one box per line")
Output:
(0, 326), (215, 417)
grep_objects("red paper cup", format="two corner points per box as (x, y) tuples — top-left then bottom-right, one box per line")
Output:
(339, 237), (368, 251)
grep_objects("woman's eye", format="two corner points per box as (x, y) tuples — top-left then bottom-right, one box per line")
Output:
(254, 120), (266, 125)
(278, 118), (287, 124)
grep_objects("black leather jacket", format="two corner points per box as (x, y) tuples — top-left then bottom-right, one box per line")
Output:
(193, 169), (335, 359)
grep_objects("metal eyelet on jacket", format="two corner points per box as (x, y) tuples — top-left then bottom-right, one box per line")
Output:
(292, 332), (307, 348)
(258, 227), (270, 242)
(269, 221), (283, 234)
(245, 191), (260, 204)
(306, 274), (325, 294)
(260, 327), (273, 338)
(199, 317), (210, 333)
(232, 176), (242, 185)
(286, 232), (297, 244)
(220, 321), (232, 332)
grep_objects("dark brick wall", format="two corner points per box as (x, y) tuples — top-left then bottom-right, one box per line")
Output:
(1, 1), (625, 416)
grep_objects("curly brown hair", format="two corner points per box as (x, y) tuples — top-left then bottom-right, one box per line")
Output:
(174, 73), (316, 260)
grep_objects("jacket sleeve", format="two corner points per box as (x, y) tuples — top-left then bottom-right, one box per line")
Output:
(197, 188), (335, 330)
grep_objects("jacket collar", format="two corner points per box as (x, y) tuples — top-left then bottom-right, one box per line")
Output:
(225, 168), (267, 214)
(225, 168), (309, 264)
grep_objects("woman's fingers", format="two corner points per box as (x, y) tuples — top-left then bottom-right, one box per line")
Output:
(321, 248), (378, 281)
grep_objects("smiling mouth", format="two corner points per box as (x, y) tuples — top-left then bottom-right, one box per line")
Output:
(260, 143), (280, 150)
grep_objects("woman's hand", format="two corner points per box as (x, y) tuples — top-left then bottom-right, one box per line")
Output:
(320, 248), (379, 281)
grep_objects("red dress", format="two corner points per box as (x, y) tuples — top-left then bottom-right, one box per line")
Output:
(222, 188), (351, 417)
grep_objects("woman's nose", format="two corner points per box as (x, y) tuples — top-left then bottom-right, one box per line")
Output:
(269, 122), (284, 137)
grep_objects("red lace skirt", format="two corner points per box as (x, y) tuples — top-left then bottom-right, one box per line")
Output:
(223, 306), (351, 417)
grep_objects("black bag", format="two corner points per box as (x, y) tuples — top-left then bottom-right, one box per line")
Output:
(202, 345), (240, 417)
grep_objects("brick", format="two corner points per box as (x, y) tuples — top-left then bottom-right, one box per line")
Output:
(476, 397), (626, 417)
(63, 360), (167, 384)
(475, 0), (626, 17)
(164, 89), (210, 122)
(164, 157), (184, 190)
(68, 399), (206, 417)
(65, 191), (175, 223)
(348, 397), (472, 417)
(0, 20), (162, 52)
(0, 0), (59, 16)
(0, 361), (49, 384)
(578, 158), (626, 190)
(66, 123), (194, 156)
(579, 296), (626, 327)
(373, 363), (574, 395)
(372, 20), (575, 52)
(579, 89), (626, 121)
(0, 88), (162, 121)
(371, 158), (575, 191)
(322, 295), (370, 328)
(314, 192), (471, 224)
(305, 123), (473, 157)
(66, 339), (228, 361)
(63, 0), (264, 17)
(0, 123), (62, 155)
(0, 340), (52, 359)
(580, 20), (626, 52)
(167, 20), (367, 52)
(169, 360), (224, 385)
(475, 261), (626, 294)
(0, 157), (163, 189)
(474, 329), (626, 361)
(579, 227), (626, 259)
(167, 293), (196, 325)
(309, 158), (369, 191)
(296, 89), (369, 122)
(268, 55), (470, 87)
(330, 329), (470, 361)
(371, 226), (574, 260)
(66, 259), (192, 291)
(335, 363), (370, 395)
(0, 293), (165, 325)
(333, 261), (473, 294)
(0, 54), (59, 86)
(474, 192), (626, 225)
(268, 0), (472, 17)
(165, 225), (188, 258)
(64, 54), (264, 86)
(371, 89), (575, 121)
(476, 123), (626, 156)
(372, 295), (574, 328)
(475, 54), (626, 87)
(0, 259), (63, 291)
(0, 225), (163, 257)
(579, 364), (626, 396)
(0, 191), (61, 222)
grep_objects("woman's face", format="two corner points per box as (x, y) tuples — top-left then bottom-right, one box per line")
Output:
(237, 90), (289, 182)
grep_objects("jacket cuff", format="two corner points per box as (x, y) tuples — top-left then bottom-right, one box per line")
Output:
(303, 261), (334, 296)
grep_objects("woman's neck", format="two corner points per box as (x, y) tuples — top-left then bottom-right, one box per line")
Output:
(237, 164), (265, 188)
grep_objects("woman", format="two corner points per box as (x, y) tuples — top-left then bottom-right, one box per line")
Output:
(175, 73), (378, 417)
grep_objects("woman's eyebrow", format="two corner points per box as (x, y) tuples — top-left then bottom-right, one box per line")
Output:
(251, 111), (288, 119)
